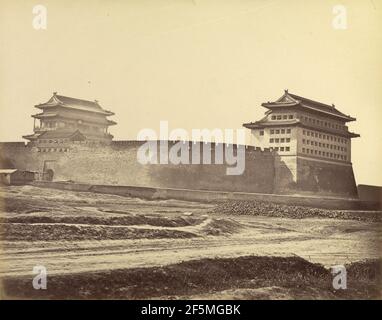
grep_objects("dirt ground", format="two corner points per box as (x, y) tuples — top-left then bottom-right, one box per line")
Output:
(0, 185), (381, 299)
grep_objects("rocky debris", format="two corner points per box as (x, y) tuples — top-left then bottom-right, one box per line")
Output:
(210, 200), (382, 222)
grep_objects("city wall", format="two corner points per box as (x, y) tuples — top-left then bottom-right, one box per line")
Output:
(0, 140), (359, 198)
(0, 141), (275, 194)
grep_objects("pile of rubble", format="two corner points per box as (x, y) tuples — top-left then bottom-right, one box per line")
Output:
(210, 200), (381, 222)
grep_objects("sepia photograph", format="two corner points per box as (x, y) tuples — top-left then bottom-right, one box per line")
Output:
(0, 0), (381, 307)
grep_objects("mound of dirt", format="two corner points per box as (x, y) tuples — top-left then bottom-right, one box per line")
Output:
(0, 223), (197, 241)
(1, 214), (204, 228)
(178, 286), (321, 300)
(3, 256), (380, 299)
(201, 218), (244, 235)
(211, 200), (382, 222)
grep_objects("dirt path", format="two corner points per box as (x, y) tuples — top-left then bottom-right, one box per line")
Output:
(1, 216), (380, 277)
(0, 186), (380, 279)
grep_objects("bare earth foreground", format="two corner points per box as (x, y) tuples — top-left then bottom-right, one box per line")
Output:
(0, 185), (381, 299)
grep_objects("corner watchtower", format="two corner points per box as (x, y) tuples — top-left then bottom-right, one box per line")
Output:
(243, 90), (359, 197)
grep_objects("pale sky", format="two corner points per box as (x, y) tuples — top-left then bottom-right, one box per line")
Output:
(0, 0), (381, 185)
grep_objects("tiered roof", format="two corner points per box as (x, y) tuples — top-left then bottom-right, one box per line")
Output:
(35, 92), (115, 116)
(243, 90), (359, 138)
(261, 90), (356, 121)
(23, 93), (116, 142)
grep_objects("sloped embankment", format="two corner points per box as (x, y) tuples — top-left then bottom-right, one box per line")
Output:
(0, 215), (244, 241)
(2, 256), (381, 299)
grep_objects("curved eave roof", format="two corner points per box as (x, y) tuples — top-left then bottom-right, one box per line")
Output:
(261, 102), (298, 108)
(35, 103), (113, 116)
(22, 133), (40, 140)
(243, 119), (299, 129)
(32, 113), (58, 119)
(261, 91), (356, 122)
(32, 112), (117, 126)
(34, 94), (115, 116)
(36, 129), (86, 140)
(261, 102), (355, 122)
(243, 121), (360, 138)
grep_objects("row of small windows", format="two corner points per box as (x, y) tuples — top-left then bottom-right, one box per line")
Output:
(270, 146), (290, 152)
(301, 116), (344, 130)
(43, 122), (56, 128)
(270, 138), (291, 143)
(259, 128), (291, 136)
(37, 148), (69, 152)
(302, 139), (347, 152)
(302, 148), (347, 160)
(39, 139), (69, 143)
(42, 122), (103, 132)
(302, 130), (347, 144)
(271, 114), (294, 120)
(270, 128), (292, 135)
